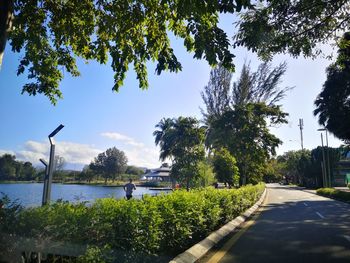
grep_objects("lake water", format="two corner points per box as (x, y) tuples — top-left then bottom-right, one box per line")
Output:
(0, 183), (171, 207)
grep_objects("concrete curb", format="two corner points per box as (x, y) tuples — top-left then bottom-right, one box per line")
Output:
(169, 188), (267, 263)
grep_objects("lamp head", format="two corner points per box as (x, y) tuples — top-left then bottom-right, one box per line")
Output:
(49, 124), (64, 138)
(39, 158), (48, 166)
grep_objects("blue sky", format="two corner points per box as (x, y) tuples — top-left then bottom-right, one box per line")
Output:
(0, 15), (343, 170)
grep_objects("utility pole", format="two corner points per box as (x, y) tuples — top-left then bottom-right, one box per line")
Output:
(298, 118), (304, 150)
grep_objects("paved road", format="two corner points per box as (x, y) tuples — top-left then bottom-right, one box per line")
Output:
(204, 184), (350, 263)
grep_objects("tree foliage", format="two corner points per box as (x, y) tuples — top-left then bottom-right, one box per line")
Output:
(314, 32), (350, 142)
(277, 147), (342, 188)
(201, 62), (290, 120)
(125, 165), (144, 176)
(153, 116), (205, 190)
(212, 147), (239, 186)
(0, 0), (259, 104)
(208, 103), (287, 185)
(89, 147), (128, 183)
(0, 154), (36, 181)
(202, 63), (289, 185)
(231, 62), (292, 106)
(235, 0), (350, 60)
(201, 65), (232, 121)
(195, 159), (216, 188)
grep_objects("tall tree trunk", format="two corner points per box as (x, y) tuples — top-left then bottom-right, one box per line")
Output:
(0, 0), (13, 69)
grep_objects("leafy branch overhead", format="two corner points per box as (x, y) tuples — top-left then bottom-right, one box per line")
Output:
(234, 0), (350, 59)
(2, 0), (255, 104)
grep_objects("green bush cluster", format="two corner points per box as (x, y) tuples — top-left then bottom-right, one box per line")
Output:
(316, 188), (350, 202)
(1, 184), (264, 262)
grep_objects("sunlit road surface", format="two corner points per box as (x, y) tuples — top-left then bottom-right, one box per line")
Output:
(203, 184), (350, 263)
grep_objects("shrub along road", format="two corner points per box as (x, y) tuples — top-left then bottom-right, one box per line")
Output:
(202, 184), (350, 263)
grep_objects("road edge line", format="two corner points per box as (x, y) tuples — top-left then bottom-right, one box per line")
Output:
(169, 188), (267, 263)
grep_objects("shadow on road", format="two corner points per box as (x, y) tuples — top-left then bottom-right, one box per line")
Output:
(219, 195), (350, 263)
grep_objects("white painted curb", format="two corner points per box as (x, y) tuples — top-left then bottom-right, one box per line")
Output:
(169, 188), (267, 263)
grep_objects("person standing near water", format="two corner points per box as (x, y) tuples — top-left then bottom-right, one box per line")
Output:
(124, 179), (136, 200)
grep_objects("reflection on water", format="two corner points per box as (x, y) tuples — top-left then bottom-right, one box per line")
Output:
(0, 183), (170, 207)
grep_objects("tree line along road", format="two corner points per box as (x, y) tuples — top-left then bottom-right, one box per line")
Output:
(201, 183), (350, 263)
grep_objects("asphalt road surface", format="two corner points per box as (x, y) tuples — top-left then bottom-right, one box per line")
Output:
(203, 184), (350, 263)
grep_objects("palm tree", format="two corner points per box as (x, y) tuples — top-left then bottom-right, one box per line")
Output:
(153, 118), (176, 162)
(153, 117), (205, 190)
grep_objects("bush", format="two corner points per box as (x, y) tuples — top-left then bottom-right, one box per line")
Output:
(316, 188), (350, 202)
(1, 184), (265, 261)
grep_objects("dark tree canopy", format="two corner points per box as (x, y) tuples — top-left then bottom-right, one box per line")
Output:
(314, 32), (350, 142)
(212, 147), (239, 186)
(0, 0), (257, 104)
(0, 154), (36, 181)
(1, 1), (350, 104)
(235, 0), (350, 60)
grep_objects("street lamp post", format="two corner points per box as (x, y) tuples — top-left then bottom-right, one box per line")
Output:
(320, 133), (327, 187)
(43, 124), (64, 205)
(318, 128), (331, 187)
(39, 158), (49, 206)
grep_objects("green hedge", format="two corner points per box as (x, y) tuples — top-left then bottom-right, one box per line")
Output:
(1, 183), (264, 262)
(316, 188), (350, 202)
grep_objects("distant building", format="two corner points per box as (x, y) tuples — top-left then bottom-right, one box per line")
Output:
(333, 159), (350, 186)
(333, 150), (350, 186)
(142, 164), (171, 182)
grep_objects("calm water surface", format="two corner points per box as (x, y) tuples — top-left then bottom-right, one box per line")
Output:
(0, 183), (170, 207)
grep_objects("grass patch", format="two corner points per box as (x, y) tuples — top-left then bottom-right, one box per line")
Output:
(316, 188), (350, 202)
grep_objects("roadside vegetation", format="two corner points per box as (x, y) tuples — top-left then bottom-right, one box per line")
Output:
(271, 146), (350, 188)
(316, 188), (350, 203)
(0, 183), (265, 262)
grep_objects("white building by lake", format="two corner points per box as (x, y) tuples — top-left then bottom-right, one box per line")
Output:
(142, 164), (171, 182)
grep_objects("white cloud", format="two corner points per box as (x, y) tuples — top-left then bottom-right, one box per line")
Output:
(0, 132), (162, 170)
(101, 132), (144, 148)
(124, 147), (160, 168)
(101, 131), (160, 168)
(2, 141), (102, 167)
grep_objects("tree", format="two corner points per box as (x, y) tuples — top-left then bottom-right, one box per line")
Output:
(208, 103), (287, 185)
(314, 33), (350, 142)
(196, 159), (216, 187)
(125, 165), (144, 176)
(21, 161), (36, 181)
(201, 65), (232, 121)
(153, 116), (205, 190)
(0, 154), (16, 180)
(202, 62), (289, 185)
(235, 1), (350, 60)
(262, 158), (283, 183)
(79, 165), (95, 183)
(54, 156), (66, 171)
(90, 147), (128, 183)
(0, 154), (37, 181)
(212, 148), (239, 187)
(231, 62), (292, 107)
(277, 150), (311, 185)
(201, 62), (290, 119)
(0, 0), (257, 104)
(276, 147), (342, 188)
